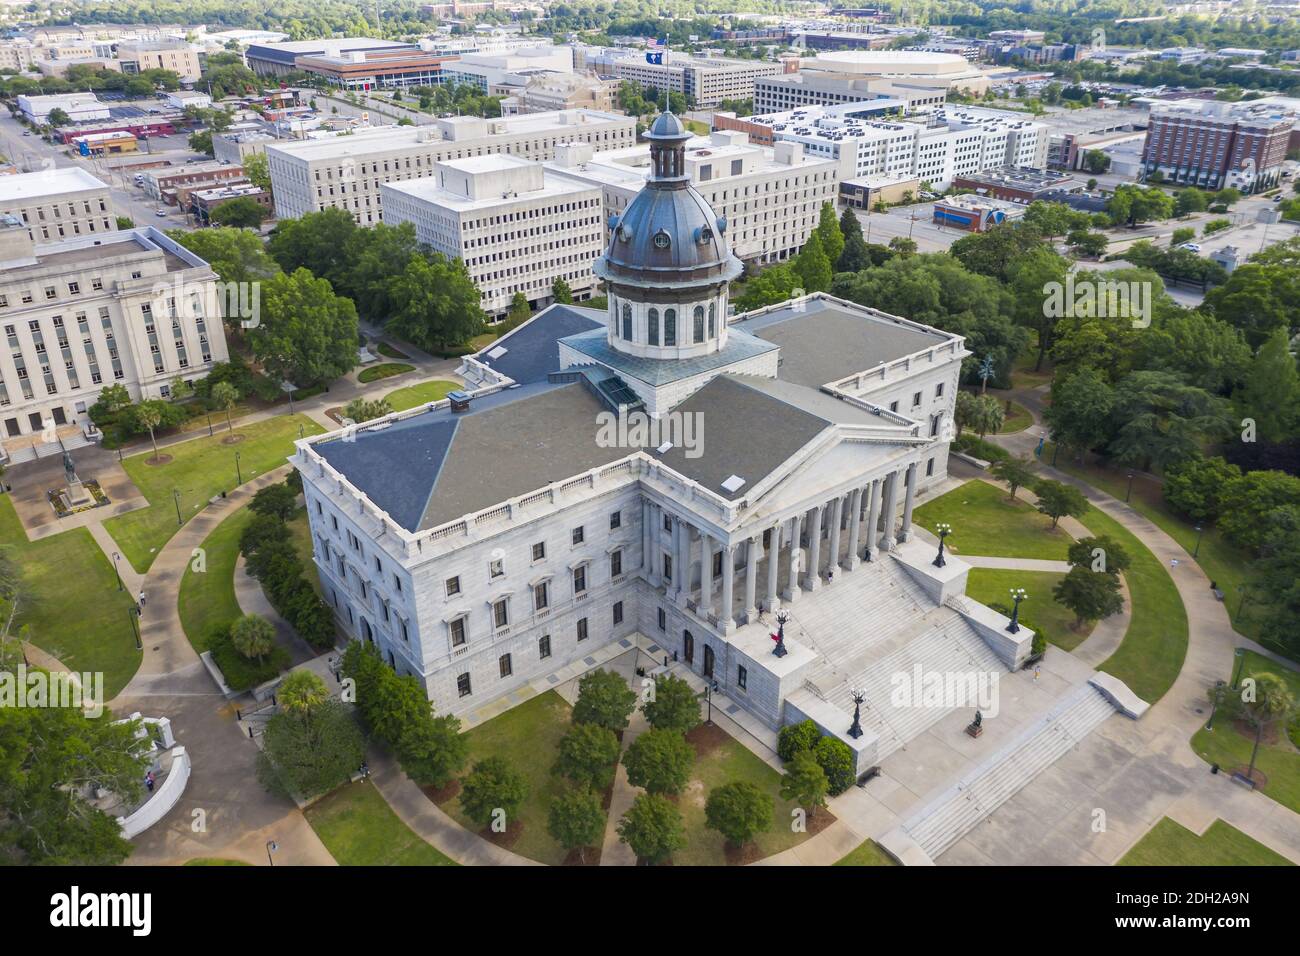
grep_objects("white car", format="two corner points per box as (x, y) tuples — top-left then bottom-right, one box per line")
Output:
(155, 209), (168, 217)
(1180, 242), (1201, 253)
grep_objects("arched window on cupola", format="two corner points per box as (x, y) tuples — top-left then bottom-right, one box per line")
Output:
(664, 309), (677, 346)
(708, 302), (716, 338)
(693, 306), (705, 343)
(648, 308), (660, 345)
(621, 303), (632, 342)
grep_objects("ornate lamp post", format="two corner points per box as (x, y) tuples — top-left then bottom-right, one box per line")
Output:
(171, 488), (182, 526)
(1007, 587), (1027, 634)
(127, 604), (142, 650)
(772, 609), (789, 658)
(1125, 473), (1135, 502)
(848, 689), (865, 739)
(235, 450), (243, 485)
(932, 523), (952, 568)
(1193, 524), (1204, 559)
(112, 551), (123, 592)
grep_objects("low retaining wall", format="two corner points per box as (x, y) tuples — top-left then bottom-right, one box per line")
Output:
(118, 746), (190, 840)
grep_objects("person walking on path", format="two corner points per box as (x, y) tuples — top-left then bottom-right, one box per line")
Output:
(138, 590), (146, 608)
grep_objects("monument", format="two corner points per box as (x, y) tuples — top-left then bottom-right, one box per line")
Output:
(61, 450), (92, 508)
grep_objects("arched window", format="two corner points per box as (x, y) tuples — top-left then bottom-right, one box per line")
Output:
(664, 309), (676, 346)
(648, 308), (660, 345)
(620, 303), (631, 339)
(708, 302), (716, 338)
(693, 305), (705, 343)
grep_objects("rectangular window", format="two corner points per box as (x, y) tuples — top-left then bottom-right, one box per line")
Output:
(489, 557), (504, 579)
(576, 617), (588, 642)
(912, 391), (922, 407)
(926, 457), (935, 477)
(738, 665), (748, 691)
(532, 541), (546, 562)
(613, 601), (624, 626)
(534, 581), (549, 611)
(538, 635), (551, 659)
(573, 565), (587, 594)
(610, 510), (622, 530)
(493, 599), (509, 629)
(450, 617), (466, 647)
(457, 672), (472, 697)
(445, 576), (460, 597)
(499, 653), (512, 678)
(611, 549), (623, 578)
(935, 382), (945, 398)
(657, 607), (666, 631)
(571, 526), (584, 545)
(663, 554), (672, 582)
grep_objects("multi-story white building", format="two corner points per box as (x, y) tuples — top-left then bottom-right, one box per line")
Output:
(753, 102), (1046, 186)
(292, 116), (1134, 859)
(439, 45), (574, 92)
(578, 47), (783, 107)
(0, 220), (229, 447)
(266, 109), (637, 224)
(381, 155), (604, 316)
(548, 130), (839, 266)
(0, 168), (117, 244)
(16, 92), (111, 125)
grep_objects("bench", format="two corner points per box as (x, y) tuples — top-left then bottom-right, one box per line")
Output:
(1212, 588), (1225, 601)
(857, 766), (882, 787)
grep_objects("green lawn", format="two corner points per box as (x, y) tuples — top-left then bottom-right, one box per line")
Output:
(183, 857), (251, 866)
(1074, 498), (1189, 705)
(1044, 444), (1268, 652)
(914, 479), (1073, 560)
(0, 496), (141, 698)
(177, 505), (254, 653)
(673, 733), (820, 866)
(375, 341), (408, 360)
(383, 379), (460, 412)
(444, 691), (592, 865)
(997, 400), (1033, 434)
(966, 568), (1096, 651)
(834, 839), (899, 866)
(103, 414), (323, 573)
(357, 362), (414, 384)
(1119, 818), (1293, 866)
(305, 780), (457, 866)
(1190, 650), (1300, 814)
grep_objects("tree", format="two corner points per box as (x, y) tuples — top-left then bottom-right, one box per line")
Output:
(641, 673), (701, 734)
(1173, 187), (1209, 217)
(506, 292), (531, 327)
(343, 397), (393, 424)
(953, 390), (978, 437)
(256, 694), (364, 799)
(813, 736), (855, 796)
(1235, 329), (1300, 444)
(386, 253), (487, 352)
(1044, 367), (1116, 457)
(887, 235), (917, 257)
(553, 722), (621, 790)
(340, 221), (423, 318)
(243, 152), (270, 190)
(1023, 201), (1088, 244)
(210, 196), (268, 229)
(705, 781), (773, 848)
(133, 399), (166, 461)
(1082, 149), (1111, 174)
(47, 107), (70, 127)
(779, 749), (829, 818)
(814, 201), (844, 268)
(551, 276), (573, 304)
(837, 206), (870, 273)
(622, 728), (694, 795)
(1163, 455), (1241, 522)
(0, 703), (151, 864)
(267, 207), (358, 284)
(250, 482), (297, 522)
(1053, 566), (1124, 629)
(1203, 264), (1299, 350)
(794, 231), (832, 292)
(459, 756), (529, 830)
(248, 268), (358, 387)
(968, 393), (1005, 438)
(210, 380), (239, 432)
(572, 669), (637, 733)
(171, 226), (279, 288)
(1107, 371), (1232, 472)
(278, 669), (328, 716)
(1108, 184), (1174, 226)
(1218, 672), (1296, 785)
(1067, 535), (1132, 576)
(547, 788), (605, 863)
(189, 129), (213, 155)
(990, 456), (1037, 500)
(777, 719), (821, 762)
(1034, 479), (1090, 529)
(230, 613), (275, 662)
(1171, 227), (1196, 247)
(397, 713), (468, 789)
(734, 262), (799, 311)
(1008, 244), (1070, 369)
(1218, 470), (1300, 553)
(617, 792), (685, 864)
(96, 383), (131, 414)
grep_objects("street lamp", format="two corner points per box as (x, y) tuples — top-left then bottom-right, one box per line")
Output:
(848, 689), (865, 739)
(171, 489), (182, 526)
(932, 523), (952, 568)
(1206, 679), (1227, 730)
(235, 450), (242, 485)
(1007, 587), (1027, 634)
(206, 411), (213, 437)
(1193, 524), (1204, 559)
(112, 551), (123, 592)
(772, 609), (789, 658)
(1231, 646), (1246, 689)
(1125, 473), (1135, 502)
(703, 679), (718, 726)
(266, 840), (278, 867)
(128, 604), (141, 650)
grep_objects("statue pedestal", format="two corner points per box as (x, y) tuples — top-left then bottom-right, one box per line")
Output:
(964, 722), (983, 739)
(64, 478), (92, 507)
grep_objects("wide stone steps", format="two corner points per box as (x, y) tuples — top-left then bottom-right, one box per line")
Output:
(900, 684), (1115, 860)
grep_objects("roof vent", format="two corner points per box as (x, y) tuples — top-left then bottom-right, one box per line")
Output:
(721, 475), (746, 493)
(657, 441), (673, 454)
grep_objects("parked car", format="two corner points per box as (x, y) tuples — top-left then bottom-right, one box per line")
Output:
(1180, 242), (1202, 253)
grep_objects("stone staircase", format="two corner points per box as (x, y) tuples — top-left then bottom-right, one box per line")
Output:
(896, 683), (1116, 861)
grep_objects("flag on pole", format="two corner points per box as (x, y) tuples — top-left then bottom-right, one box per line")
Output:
(645, 36), (666, 64)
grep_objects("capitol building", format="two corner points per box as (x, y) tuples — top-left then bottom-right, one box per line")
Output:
(293, 113), (1137, 863)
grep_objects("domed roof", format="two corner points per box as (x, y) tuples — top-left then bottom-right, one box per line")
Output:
(647, 110), (687, 139)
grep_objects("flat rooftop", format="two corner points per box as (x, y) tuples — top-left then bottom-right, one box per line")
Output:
(383, 164), (596, 212)
(0, 167), (109, 204)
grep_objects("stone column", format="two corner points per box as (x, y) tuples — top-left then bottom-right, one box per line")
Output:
(806, 503), (823, 592)
(676, 517), (691, 607)
(766, 522), (781, 612)
(880, 470), (900, 553)
(783, 512), (804, 602)
(642, 500), (654, 582)
(744, 534), (759, 622)
(865, 478), (882, 561)
(899, 462), (918, 542)
(827, 495), (843, 579)
(666, 515), (680, 600)
(845, 486), (863, 572)
(720, 542), (736, 632)
(700, 531), (714, 614)
(650, 503), (663, 588)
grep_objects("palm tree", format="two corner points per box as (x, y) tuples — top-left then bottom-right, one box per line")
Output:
(1231, 672), (1296, 786)
(135, 400), (164, 462)
(230, 614), (275, 663)
(278, 670), (328, 717)
(211, 381), (239, 433)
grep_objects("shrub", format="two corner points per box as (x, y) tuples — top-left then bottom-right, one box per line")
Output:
(813, 736), (856, 796)
(777, 719), (820, 762)
(207, 623), (289, 691)
(704, 781), (773, 848)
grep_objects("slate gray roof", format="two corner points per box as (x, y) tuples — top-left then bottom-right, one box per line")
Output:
(741, 298), (953, 389)
(560, 326), (778, 386)
(651, 376), (833, 499)
(475, 304), (604, 385)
